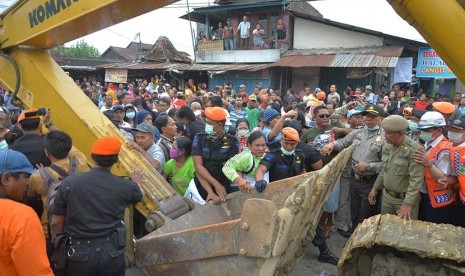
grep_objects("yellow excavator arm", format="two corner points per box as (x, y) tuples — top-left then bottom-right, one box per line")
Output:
(0, 0), (188, 241)
(388, 0), (465, 83)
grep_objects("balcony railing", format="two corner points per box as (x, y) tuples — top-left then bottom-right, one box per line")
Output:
(195, 39), (284, 63)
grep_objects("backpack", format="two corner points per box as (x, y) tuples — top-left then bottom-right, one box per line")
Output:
(39, 157), (79, 228)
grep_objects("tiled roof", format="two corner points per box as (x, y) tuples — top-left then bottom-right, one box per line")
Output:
(144, 36), (192, 64)
(127, 42), (153, 51)
(101, 46), (140, 61)
(52, 56), (116, 67)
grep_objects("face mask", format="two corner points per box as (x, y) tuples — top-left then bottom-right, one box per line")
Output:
(126, 112), (136, 119)
(408, 120), (418, 132)
(0, 140), (7, 151)
(237, 129), (249, 137)
(205, 123), (215, 137)
(169, 148), (179, 159)
(281, 147), (295, 156)
(367, 125), (380, 131)
(420, 131), (433, 143)
(448, 131), (463, 145)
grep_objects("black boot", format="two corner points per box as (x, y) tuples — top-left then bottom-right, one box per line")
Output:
(317, 243), (339, 265)
(337, 227), (353, 238)
(312, 226), (339, 265)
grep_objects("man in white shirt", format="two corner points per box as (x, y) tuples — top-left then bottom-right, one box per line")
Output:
(326, 84), (340, 104)
(236, 15), (250, 50)
(364, 85), (375, 104)
(100, 94), (114, 112)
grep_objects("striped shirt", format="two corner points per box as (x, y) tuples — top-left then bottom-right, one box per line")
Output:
(222, 148), (263, 182)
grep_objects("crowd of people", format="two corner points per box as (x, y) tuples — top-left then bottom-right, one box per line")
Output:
(1, 76), (465, 275)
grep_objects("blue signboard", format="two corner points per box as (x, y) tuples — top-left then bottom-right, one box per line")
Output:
(416, 47), (456, 79)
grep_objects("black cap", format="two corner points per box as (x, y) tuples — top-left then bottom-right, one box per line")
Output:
(124, 104), (135, 112)
(361, 104), (383, 116)
(112, 105), (124, 112)
(451, 115), (465, 129)
(412, 108), (427, 119)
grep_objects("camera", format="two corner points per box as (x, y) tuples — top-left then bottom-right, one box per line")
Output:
(37, 107), (47, 116)
(24, 107), (48, 118)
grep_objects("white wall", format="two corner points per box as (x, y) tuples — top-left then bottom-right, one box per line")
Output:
(294, 18), (384, 49)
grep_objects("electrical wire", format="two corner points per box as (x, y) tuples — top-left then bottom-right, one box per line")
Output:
(0, 52), (20, 105)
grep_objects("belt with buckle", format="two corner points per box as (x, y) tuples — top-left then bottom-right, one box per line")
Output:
(351, 171), (376, 182)
(385, 189), (405, 199)
(69, 233), (114, 246)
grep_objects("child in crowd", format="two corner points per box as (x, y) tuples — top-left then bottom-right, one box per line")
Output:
(236, 118), (250, 150)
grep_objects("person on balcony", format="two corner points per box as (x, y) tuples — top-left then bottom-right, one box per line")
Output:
(275, 18), (287, 40)
(213, 21), (224, 40)
(223, 18), (236, 50)
(196, 31), (209, 50)
(252, 23), (269, 49)
(236, 15), (250, 50)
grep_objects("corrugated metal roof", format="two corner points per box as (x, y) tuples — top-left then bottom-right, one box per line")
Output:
(191, 1), (287, 13)
(273, 46), (403, 68)
(332, 54), (399, 68)
(96, 62), (270, 72)
(96, 62), (172, 70)
(285, 46), (404, 57)
(274, 55), (399, 68)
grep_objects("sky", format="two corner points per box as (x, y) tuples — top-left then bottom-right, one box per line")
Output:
(66, 0), (426, 57)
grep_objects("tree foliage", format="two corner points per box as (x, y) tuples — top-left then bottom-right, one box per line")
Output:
(50, 40), (100, 58)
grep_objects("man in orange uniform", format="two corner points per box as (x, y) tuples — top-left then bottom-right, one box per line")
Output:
(0, 150), (53, 276)
(446, 116), (465, 227)
(413, 111), (455, 224)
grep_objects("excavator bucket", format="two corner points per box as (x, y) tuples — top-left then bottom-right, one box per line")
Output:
(135, 145), (354, 275)
(339, 214), (465, 275)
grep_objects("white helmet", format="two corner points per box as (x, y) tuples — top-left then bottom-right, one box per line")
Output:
(418, 111), (446, 130)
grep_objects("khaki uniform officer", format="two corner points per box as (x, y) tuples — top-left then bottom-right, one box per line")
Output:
(321, 104), (385, 230)
(368, 115), (424, 219)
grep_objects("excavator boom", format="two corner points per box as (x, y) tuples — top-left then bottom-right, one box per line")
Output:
(0, 0), (188, 265)
(0, 0), (177, 50)
(388, 0), (465, 83)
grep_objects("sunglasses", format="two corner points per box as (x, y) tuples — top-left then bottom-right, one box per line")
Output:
(317, 114), (330, 119)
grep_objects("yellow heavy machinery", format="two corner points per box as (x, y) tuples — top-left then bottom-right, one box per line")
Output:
(0, 0), (189, 266)
(1, 0), (464, 275)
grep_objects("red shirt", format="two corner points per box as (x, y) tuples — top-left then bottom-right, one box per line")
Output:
(413, 100), (428, 110)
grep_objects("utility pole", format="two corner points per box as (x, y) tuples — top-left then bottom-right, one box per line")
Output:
(186, 0), (196, 62)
